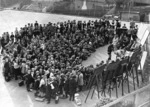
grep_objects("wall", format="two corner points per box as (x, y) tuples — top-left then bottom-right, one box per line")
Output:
(134, 0), (150, 5)
(103, 84), (150, 107)
(120, 12), (140, 21)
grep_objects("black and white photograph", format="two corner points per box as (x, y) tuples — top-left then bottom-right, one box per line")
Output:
(0, 0), (150, 107)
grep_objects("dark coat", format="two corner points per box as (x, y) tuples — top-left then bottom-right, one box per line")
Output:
(34, 80), (40, 90)
(25, 74), (34, 84)
(4, 62), (10, 73)
(108, 44), (113, 54)
(69, 78), (77, 93)
(53, 80), (59, 93)
(46, 83), (52, 99)
(64, 78), (69, 92)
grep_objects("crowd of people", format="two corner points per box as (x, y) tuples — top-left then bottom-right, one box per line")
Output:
(1, 18), (139, 104)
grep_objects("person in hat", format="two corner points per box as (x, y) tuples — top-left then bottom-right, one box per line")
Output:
(45, 77), (53, 104)
(51, 76), (59, 100)
(25, 70), (33, 92)
(64, 74), (70, 98)
(77, 71), (84, 92)
(39, 75), (46, 97)
(13, 58), (21, 80)
(107, 43), (114, 60)
(3, 57), (11, 81)
(59, 73), (65, 95)
(34, 75), (40, 97)
(69, 75), (77, 101)
(21, 61), (27, 78)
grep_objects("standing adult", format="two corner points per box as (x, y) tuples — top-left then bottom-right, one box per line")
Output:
(25, 70), (33, 91)
(39, 75), (46, 97)
(64, 74), (70, 98)
(107, 44), (114, 60)
(13, 58), (21, 80)
(45, 78), (52, 104)
(3, 57), (11, 81)
(69, 75), (77, 101)
(78, 71), (84, 92)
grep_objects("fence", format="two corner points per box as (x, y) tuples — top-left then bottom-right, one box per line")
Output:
(103, 84), (150, 107)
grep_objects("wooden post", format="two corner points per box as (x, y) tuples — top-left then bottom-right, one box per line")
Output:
(85, 75), (95, 103)
(126, 64), (130, 93)
(132, 64), (136, 90)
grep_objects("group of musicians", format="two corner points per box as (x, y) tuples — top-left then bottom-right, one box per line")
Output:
(107, 19), (139, 61)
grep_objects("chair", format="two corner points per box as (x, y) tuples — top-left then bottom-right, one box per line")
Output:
(84, 64), (106, 103)
(115, 58), (130, 96)
(101, 61), (120, 97)
(129, 50), (142, 89)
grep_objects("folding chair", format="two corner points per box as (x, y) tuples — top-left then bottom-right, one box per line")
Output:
(101, 61), (120, 98)
(84, 75), (97, 103)
(129, 50), (142, 89)
(85, 64), (106, 103)
(116, 58), (130, 96)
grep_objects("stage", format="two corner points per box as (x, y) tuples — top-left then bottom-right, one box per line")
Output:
(0, 10), (148, 107)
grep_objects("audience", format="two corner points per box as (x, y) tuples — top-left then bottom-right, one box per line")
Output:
(1, 18), (139, 104)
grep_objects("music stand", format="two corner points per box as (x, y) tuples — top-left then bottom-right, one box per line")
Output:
(85, 64), (106, 103)
(102, 60), (120, 98)
(129, 50), (142, 88)
(116, 58), (130, 96)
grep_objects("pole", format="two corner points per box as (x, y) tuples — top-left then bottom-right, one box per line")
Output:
(85, 75), (95, 103)
(128, 1), (131, 21)
(0, 0), (1, 9)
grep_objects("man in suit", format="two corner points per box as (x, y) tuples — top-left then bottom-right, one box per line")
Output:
(25, 70), (34, 92)
(3, 57), (11, 81)
(45, 78), (53, 104)
(107, 43), (114, 60)
(64, 74), (70, 98)
(69, 75), (77, 101)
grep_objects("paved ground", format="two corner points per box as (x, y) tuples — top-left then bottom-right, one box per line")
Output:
(0, 10), (148, 107)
